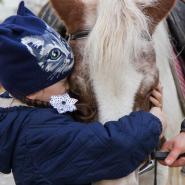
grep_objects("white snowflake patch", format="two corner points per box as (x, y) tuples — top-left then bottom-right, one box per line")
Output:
(50, 93), (78, 114)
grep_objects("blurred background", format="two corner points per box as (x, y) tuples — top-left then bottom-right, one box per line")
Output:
(0, 1), (47, 184)
(0, 0), (47, 21)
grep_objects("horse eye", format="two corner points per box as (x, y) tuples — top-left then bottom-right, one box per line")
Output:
(49, 48), (62, 60)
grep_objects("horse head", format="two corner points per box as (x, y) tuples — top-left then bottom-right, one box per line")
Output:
(50, 0), (176, 121)
(50, 0), (178, 184)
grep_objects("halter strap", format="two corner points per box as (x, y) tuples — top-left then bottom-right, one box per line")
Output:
(68, 30), (91, 40)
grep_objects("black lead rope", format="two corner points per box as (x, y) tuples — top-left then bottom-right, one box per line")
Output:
(154, 157), (158, 185)
(153, 141), (161, 185)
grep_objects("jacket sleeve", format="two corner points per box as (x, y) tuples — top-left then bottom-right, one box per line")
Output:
(27, 111), (162, 184)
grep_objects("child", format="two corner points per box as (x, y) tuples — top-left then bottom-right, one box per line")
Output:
(0, 2), (166, 185)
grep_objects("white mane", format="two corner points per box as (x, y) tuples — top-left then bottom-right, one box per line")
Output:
(85, 0), (152, 71)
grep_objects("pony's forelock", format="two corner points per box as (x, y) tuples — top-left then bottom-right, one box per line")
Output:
(84, 0), (154, 75)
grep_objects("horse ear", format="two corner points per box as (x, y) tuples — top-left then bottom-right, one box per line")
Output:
(144, 0), (176, 33)
(50, 0), (85, 33)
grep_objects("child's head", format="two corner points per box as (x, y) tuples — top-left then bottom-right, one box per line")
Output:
(0, 2), (74, 102)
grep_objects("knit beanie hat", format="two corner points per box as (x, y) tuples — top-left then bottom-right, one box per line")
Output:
(0, 1), (74, 99)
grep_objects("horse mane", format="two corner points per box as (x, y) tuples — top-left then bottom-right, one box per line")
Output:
(85, 0), (152, 72)
(85, 0), (176, 75)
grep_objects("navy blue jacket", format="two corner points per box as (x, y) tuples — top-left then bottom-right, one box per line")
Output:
(0, 106), (162, 185)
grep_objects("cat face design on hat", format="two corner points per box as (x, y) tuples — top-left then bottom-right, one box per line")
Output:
(0, 1), (75, 99)
(21, 26), (74, 80)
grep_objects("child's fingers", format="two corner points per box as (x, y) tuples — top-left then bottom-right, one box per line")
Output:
(156, 83), (163, 93)
(149, 96), (162, 109)
(151, 90), (162, 102)
(150, 83), (163, 108)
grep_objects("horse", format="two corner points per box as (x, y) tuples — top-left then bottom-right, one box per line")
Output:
(47, 0), (184, 185)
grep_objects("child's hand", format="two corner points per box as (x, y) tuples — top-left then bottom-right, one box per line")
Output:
(150, 83), (163, 109)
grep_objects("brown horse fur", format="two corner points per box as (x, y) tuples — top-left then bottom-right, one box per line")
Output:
(50, 0), (85, 34)
(50, 0), (176, 121)
(143, 0), (176, 33)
